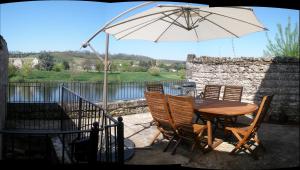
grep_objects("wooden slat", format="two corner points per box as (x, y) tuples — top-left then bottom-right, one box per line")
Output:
(223, 85), (243, 102)
(203, 85), (221, 100)
(146, 83), (164, 94)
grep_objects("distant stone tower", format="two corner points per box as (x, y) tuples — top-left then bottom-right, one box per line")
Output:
(0, 35), (8, 160)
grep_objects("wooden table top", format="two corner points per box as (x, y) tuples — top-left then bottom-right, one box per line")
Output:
(194, 99), (258, 116)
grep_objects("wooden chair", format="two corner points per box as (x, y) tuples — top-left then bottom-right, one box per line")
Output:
(217, 86), (244, 127)
(144, 91), (176, 152)
(166, 95), (207, 158)
(225, 95), (273, 159)
(223, 85), (243, 102)
(201, 85), (222, 100)
(146, 83), (164, 94)
(196, 85), (222, 124)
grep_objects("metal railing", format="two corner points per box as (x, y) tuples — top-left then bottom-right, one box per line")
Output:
(3, 85), (124, 164)
(8, 80), (187, 103)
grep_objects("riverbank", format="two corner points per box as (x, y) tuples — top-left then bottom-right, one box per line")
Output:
(9, 70), (183, 82)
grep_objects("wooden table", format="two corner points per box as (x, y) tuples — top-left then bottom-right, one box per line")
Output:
(194, 99), (258, 151)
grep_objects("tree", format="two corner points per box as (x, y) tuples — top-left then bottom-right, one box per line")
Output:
(38, 52), (54, 71)
(8, 63), (18, 78)
(96, 61), (104, 72)
(138, 60), (150, 69)
(20, 62), (32, 78)
(264, 17), (299, 58)
(62, 60), (70, 70)
(82, 60), (95, 72)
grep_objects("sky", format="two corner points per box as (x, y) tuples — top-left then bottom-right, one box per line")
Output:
(0, 1), (299, 61)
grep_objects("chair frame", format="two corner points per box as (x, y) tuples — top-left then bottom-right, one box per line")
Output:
(144, 91), (176, 152)
(146, 83), (164, 94)
(218, 85), (244, 127)
(166, 95), (207, 159)
(225, 95), (273, 159)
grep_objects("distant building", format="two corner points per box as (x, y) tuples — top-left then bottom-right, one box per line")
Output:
(13, 58), (23, 69)
(31, 58), (39, 68)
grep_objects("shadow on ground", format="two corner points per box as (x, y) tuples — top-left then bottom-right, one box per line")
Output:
(123, 113), (299, 169)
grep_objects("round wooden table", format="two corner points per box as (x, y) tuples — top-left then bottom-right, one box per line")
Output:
(194, 99), (258, 150)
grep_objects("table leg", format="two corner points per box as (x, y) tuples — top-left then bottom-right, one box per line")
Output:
(204, 118), (223, 153)
(207, 120), (212, 147)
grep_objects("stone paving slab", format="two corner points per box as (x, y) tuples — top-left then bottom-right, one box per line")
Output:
(120, 112), (299, 169)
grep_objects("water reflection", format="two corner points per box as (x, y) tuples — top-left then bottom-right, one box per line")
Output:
(8, 81), (184, 103)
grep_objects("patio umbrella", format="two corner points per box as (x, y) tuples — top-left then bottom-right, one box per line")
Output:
(82, 3), (267, 111)
(103, 4), (267, 42)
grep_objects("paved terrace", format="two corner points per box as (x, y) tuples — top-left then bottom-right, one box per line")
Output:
(119, 112), (299, 169)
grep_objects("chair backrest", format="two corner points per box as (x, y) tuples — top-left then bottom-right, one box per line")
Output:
(144, 91), (174, 131)
(166, 95), (195, 138)
(223, 85), (243, 102)
(146, 83), (164, 94)
(203, 85), (222, 100)
(251, 95), (274, 131)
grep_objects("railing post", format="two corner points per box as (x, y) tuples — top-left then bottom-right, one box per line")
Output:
(88, 122), (99, 163)
(117, 116), (124, 164)
(60, 86), (64, 131)
(78, 98), (82, 139)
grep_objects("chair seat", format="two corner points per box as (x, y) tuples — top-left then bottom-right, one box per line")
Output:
(178, 124), (207, 135)
(225, 126), (250, 136)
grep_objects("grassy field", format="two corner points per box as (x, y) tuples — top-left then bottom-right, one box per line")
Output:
(10, 70), (184, 82)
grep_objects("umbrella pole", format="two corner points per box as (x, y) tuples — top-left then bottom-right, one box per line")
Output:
(103, 33), (109, 113)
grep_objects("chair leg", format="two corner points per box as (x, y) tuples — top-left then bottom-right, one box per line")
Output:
(171, 138), (182, 155)
(163, 135), (175, 152)
(150, 131), (161, 146)
(254, 133), (266, 152)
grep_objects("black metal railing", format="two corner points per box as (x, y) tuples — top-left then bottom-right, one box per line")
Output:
(61, 86), (124, 163)
(3, 85), (124, 164)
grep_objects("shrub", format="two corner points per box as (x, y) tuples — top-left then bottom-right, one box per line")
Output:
(177, 69), (186, 79)
(53, 63), (64, 72)
(20, 62), (32, 78)
(8, 63), (18, 78)
(148, 66), (160, 76)
(38, 52), (54, 71)
(63, 61), (70, 70)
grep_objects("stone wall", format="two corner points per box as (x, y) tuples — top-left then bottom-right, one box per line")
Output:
(98, 99), (149, 117)
(0, 35), (9, 159)
(186, 54), (299, 123)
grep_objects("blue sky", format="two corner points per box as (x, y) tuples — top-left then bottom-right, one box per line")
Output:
(1, 1), (299, 61)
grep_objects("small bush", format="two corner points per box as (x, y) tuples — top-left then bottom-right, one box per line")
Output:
(8, 63), (18, 78)
(53, 63), (64, 72)
(177, 69), (186, 79)
(148, 67), (160, 76)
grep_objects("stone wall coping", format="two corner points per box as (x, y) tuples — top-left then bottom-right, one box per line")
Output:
(187, 54), (300, 64)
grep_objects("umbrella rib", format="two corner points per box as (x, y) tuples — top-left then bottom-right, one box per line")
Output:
(154, 11), (185, 42)
(105, 8), (181, 30)
(182, 8), (189, 28)
(206, 18), (239, 37)
(189, 11), (199, 41)
(191, 13), (212, 27)
(114, 16), (161, 36)
(116, 10), (182, 40)
(160, 18), (188, 30)
(161, 13), (188, 29)
(193, 8), (267, 30)
(193, 10), (239, 38)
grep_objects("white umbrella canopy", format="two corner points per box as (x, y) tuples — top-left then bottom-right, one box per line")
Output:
(104, 5), (267, 42)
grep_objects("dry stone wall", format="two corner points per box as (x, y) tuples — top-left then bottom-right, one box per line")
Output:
(186, 54), (299, 123)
